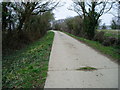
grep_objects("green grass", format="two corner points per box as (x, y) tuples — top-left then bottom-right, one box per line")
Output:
(2, 31), (54, 88)
(77, 66), (97, 71)
(97, 29), (120, 38)
(64, 32), (120, 62)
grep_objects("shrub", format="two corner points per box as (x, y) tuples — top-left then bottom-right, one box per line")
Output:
(65, 16), (83, 36)
(102, 39), (111, 46)
(102, 36), (117, 46)
(94, 31), (105, 43)
(115, 38), (120, 46)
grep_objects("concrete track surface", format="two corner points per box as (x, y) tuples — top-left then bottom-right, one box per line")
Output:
(44, 31), (118, 88)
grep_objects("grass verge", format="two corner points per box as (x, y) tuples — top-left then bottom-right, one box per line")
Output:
(64, 32), (120, 63)
(2, 31), (54, 88)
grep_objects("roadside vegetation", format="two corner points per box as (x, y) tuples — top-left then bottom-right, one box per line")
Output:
(2, 2), (58, 88)
(2, 31), (54, 88)
(2, 2), (57, 55)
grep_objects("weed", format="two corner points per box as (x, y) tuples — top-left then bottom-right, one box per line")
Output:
(77, 66), (97, 71)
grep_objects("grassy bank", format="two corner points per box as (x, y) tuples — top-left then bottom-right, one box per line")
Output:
(64, 32), (120, 63)
(2, 31), (54, 88)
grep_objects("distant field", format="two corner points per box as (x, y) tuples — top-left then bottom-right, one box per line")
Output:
(97, 29), (120, 38)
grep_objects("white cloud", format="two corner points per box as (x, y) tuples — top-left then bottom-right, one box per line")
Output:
(53, 0), (78, 20)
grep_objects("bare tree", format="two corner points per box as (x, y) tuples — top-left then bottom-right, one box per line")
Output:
(70, 0), (115, 39)
(3, 0), (60, 31)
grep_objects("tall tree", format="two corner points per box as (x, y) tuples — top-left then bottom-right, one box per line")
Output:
(71, 0), (114, 39)
(110, 1), (120, 29)
(2, 2), (10, 30)
(2, 0), (59, 31)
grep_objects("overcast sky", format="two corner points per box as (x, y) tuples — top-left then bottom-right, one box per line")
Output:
(1, 0), (117, 25)
(53, 0), (116, 26)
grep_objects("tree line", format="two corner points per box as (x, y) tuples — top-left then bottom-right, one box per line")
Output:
(2, 0), (120, 55)
(52, 0), (120, 47)
(2, 1), (59, 55)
